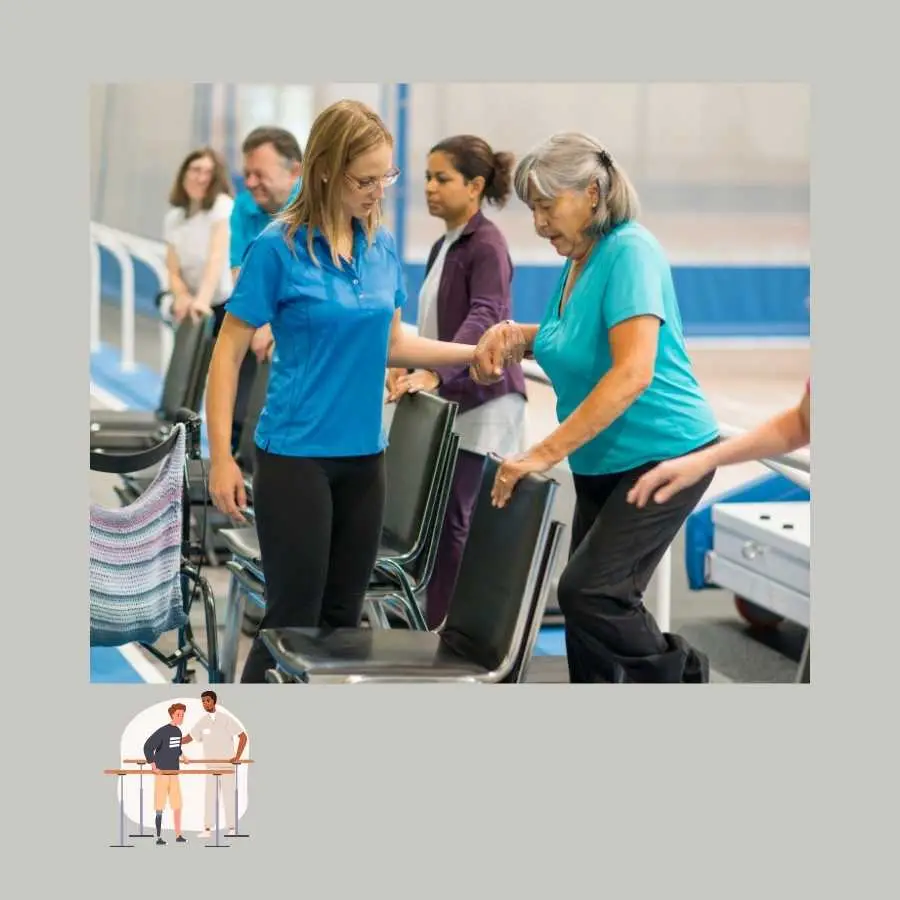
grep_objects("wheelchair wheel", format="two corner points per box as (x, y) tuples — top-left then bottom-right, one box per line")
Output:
(734, 595), (784, 630)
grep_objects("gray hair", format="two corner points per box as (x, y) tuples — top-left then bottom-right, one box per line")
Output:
(514, 132), (640, 236)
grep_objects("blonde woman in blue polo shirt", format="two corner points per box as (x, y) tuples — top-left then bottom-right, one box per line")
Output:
(475, 132), (720, 684)
(205, 100), (501, 683)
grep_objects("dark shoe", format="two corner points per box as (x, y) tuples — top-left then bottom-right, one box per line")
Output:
(175, 835), (187, 843)
(156, 837), (166, 845)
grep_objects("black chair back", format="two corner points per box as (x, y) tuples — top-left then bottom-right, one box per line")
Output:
(381, 392), (457, 556)
(182, 314), (216, 414)
(501, 520), (564, 683)
(404, 432), (459, 586)
(235, 360), (271, 475)
(440, 455), (558, 674)
(160, 314), (213, 418)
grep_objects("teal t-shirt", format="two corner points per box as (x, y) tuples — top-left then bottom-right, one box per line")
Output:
(533, 221), (719, 476)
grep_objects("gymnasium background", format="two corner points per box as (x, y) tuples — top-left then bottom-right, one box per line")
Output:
(89, 82), (810, 342)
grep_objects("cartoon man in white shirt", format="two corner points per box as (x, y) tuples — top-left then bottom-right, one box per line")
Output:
(181, 691), (247, 837)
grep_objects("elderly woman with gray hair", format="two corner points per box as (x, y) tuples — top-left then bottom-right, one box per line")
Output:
(475, 132), (720, 684)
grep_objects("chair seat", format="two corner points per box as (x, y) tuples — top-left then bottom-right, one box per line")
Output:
(91, 409), (164, 431)
(261, 627), (489, 680)
(90, 427), (168, 453)
(126, 457), (215, 503)
(220, 525), (261, 561)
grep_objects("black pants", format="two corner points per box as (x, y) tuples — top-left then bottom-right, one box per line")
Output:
(240, 448), (386, 683)
(212, 304), (257, 455)
(558, 448), (716, 684)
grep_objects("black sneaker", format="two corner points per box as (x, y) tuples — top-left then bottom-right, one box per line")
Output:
(156, 837), (166, 845)
(175, 835), (187, 843)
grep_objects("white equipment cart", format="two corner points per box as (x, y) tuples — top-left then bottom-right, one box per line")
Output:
(706, 459), (811, 683)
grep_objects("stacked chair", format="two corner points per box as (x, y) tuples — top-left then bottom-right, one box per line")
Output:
(91, 312), (214, 453)
(216, 390), (461, 682)
(261, 455), (564, 684)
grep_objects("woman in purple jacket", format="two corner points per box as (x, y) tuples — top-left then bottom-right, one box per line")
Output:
(387, 134), (528, 629)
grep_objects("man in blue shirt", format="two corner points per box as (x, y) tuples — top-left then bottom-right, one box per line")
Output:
(226, 126), (302, 450)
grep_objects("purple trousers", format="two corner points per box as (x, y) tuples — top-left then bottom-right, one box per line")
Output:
(425, 449), (486, 629)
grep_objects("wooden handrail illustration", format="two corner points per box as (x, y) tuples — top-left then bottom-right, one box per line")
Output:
(105, 768), (234, 776)
(105, 763), (252, 849)
(122, 758), (255, 765)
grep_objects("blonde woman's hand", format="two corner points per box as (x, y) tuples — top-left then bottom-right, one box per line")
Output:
(385, 367), (407, 402)
(250, 324), (274, 363)
(388, 369), (440, 402)
(208, 457), (249, 523)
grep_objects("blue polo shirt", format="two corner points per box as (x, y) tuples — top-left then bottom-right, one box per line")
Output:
(533, 221), (719, 476)
(229, 180), (301, 269)
(225, 220), (406, 458)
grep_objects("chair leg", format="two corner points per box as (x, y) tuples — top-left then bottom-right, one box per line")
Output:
(395, 588), (429, 631)
(363, 598), (391, 629)
(375, 560), (429, 631)
(389, 577), (429, 631)
(220, 567), (246, 683)
(265, 666), (308, 684)
(191, 571), (221, 683)
(203, 521), (220, 567)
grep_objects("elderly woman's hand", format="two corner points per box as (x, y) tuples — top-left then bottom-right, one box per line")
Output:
(471, 321), (527, 384)
(491, 449), (554, 508)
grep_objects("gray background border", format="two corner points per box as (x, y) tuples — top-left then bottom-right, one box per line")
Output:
(8, 1), (891, 894)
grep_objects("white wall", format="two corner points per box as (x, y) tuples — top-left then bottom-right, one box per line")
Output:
(90, 83), (197, 239)
(90, 81), (809, 256)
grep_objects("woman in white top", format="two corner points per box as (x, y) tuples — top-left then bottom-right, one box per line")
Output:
(163, 147), (235, 333)
(387, 135), (528, 628)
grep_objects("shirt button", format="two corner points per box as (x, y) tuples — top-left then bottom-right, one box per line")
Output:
(353, 279), (359, 285)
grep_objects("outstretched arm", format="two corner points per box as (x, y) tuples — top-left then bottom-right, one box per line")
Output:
(387, 309), (475, 369)
(627, 386), (810, 508)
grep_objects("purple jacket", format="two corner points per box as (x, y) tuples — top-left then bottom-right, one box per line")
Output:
(427, 210), (528, 415)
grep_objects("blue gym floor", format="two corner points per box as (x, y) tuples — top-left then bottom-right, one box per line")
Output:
(91, 647), (150, 683)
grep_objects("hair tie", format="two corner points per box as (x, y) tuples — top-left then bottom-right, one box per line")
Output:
(597, 149), (612, 169)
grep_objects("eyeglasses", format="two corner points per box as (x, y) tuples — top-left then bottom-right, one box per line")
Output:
(344, 167), (401, 193)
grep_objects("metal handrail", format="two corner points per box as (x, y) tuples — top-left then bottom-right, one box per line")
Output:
(90, 222), (135, 370)
(115, 232), (173, 373)
(89, 222), (172, 373)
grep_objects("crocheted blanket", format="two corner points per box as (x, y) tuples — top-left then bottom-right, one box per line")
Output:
(90, 424), (189, 647)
